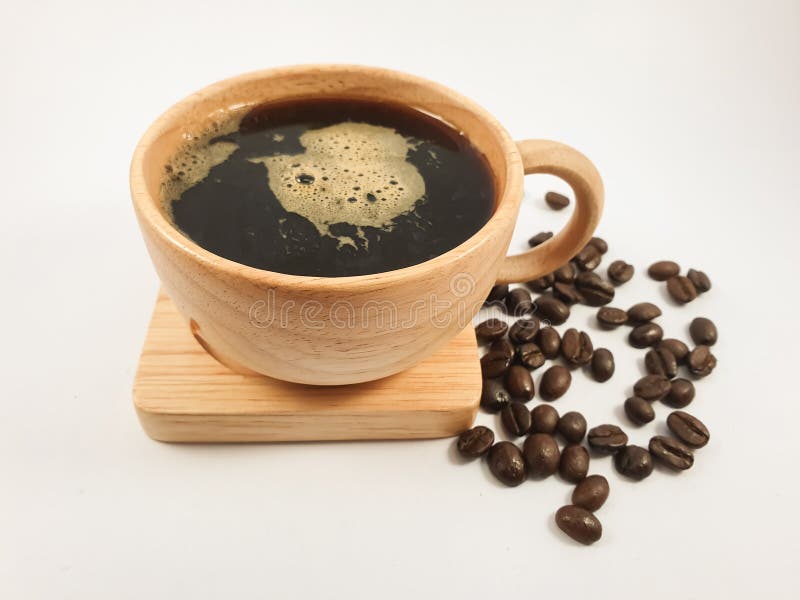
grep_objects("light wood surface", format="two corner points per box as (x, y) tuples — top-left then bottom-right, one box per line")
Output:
(133, 290), (481, 442)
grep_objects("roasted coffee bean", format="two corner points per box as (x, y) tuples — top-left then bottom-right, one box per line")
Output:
(572, 475), (609, 511)
(645, 347), (678, 378)
(614, 445), (653, 480)
(522, 433), (560, 477)
(475, 318), (508, 343)
(557, 411), (587, 443)
(648, 260), (680, 281)
(665, 378), (695, 408)
(607, 260), (634, 284)
(561, 329), (594, 367)
(627, 302), (662, 323)
(528, 231), (553, 247)
(527, 273), (555, 293)
(501, 400), (532, 436)
(587, 424), (628, 454)
(506, 287), (534, 315)
(659, 338), (690, 364)
(485, 284), (509, 304)
(649, 436), (694, 470)
(690, 317), (717, 346)
(629, 323), (663, 348)
(480, 378), (511, 412)
(667, 276), (698, 304)
(667, 410), (710, 448)
(490, 338), (514, 360)
(537, 327), (561, 359)
(560, 445), (590, 483)
(554, 262), (577, 284)
(540, 365), (572, 400)
(457, 426), (494, 458)
(597, 306), (628, 328)
(573, 244), (602, 271)
(534, 294), (570, 325)
(591, 348), (615, 382)
(633, 374), (671, 401)
(487, 441), (527, 486)
(509, 317), (540, 344)
(624, 396), (655, 425)
(481, 351), (511, 379)
(589, 236), (608, 254)
(545, 190), (570, 210)
(530, 404), (559, 434)
(688, 345), (717, 377)
(575, 271), (615, 306)
(555, 505), (602, 545)
(505, 366), (535, 401)
(687, 268), (712, 293)
(553, 282), (584, 305)
(516, 343), (545, 370)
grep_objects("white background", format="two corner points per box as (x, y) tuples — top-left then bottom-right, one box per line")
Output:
(1, 1), (798, 598)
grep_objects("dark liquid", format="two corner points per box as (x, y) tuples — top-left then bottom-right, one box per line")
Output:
(166, 98), (495, 277)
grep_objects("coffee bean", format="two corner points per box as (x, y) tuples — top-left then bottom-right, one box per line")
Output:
(629, 323), (663, 348)
(624, 396), (655, 425)
(667, 410), (710, 448)
(506, 287), (534, 316)
(528, 231), (553, 247)
(557, 411), (587, 443)
(571, 475), (609, 511)
(574, 244), (602, 271)
(527, 273), (554, 293)
(487, 441), (527, 486)
(607, 260), (634, 284)
(562, 328), (594, 367)
(522, 433), (560, 477)
(589, 237), (608, 254)
(554, 262), (577, 284)
(597, 306), (628, 328)
(553, 282), (584, 305)
(537, 327), (561, 359)
(516, 343), (545, 370)
(504, 366), (535, 401)
(501, 400), (532, 436)
(575, 271), (615, 306)
(490, 338), (514, 360)
(633, 374), (671, 401)
(665, 378), (695, 408)
(667, 276), (698, 304)
(555, 505), (602, 545)
(509, 317), (540, 344)
(614, 445), (653, 480)
(560, 445), (590, 483)
(481, 351), (511, 379)
(587, 424), (628, 454)
(480, 378), (511, 412)
(534, 294), (570, 325)
(457, 426), (494, 458)
(540, 365), (572, 400)
(659, 338), (690, 364)
(645, 347), (677, 378)
(627, 302), (662, 323)
(687, 268), (711, 293)
(475, 318), (508, 343)
(690, 317), (717, 346)
(648, 260), (680, 281)
(530, 404), (559, 434)
(649, 435), (694, 470)
(591, 348), (615, 382)
(688, 345), (717, 377)
(545, 191), (570, 210)
(485, 284), (509, 304)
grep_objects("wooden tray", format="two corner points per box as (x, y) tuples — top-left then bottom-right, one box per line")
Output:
(133, 290), (481, 442)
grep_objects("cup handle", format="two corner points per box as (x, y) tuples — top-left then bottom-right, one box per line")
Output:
(496, 139), (604, 284)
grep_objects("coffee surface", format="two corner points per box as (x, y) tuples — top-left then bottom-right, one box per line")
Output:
(163, 98), (494, 276)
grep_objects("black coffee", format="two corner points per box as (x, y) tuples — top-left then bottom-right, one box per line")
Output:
(163, 98), (495, 276)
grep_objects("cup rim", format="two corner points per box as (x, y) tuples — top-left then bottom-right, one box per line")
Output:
(130, 64), (523, 291)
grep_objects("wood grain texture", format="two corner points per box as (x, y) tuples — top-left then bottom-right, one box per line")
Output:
(133, 290), (481, 442)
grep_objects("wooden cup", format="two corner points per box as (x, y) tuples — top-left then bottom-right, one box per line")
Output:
(130, 65), (603, 385)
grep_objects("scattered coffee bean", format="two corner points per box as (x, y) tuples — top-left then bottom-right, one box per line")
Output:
(667, 275), (698, 304)
(587, 424), (628, 454)
(688, 345), (717, 377)
(537, 327), (561, 359)
(457, 426), (494, 458)
(571, 475), (610, 511)
(481, 351), (511, 379)
(633, 374), (671, 401)
(523, 433), (561, 477)
(648, 260), (680, 281)
(515, 343), (545, 370)
(480, 378), (511, 413)
(645, 347), (678, 378)
(559, 444), (590, 483)
(530, 404), (559, 434)
(540, 365), (572, 400)
(509, 317), (540, 344)
(575, 271), (615, 306)
(597, 306), (628, 328)
(690, 317), (717, 346)
(624, 396), (655, 425)
(626, 302), (662, 323)
(505, 366), (535, 401)
(664, 378), (695, 408)
(554, 262), (577, 284)
(589, 237), (608, 254)
(528, 231), (553, 247)
(591, 348), (615, 382)
(545, 191), (570, 210)
(485, 284), (509, 305)
(555, 505), (602, 545)
(490, 338), (514, 360)
(666, 410), (710, 448)
(487, 441), (527, 486)
(687, 268), (711, 293)
(527, 273), (555, 293)
(649, 435), (694, 470)
(534, 294), (571, 325)
(506, 287), (534, 315)
(562, 328), (594, 367)
(553, 282), (584, 305)
(659, 338), (690, 364)
(574, 244), (602, 271)
(557, 411), (587, 444)
(629, 322), (664, 348)
(501, 400), (532, 436)
(607, 260), (634, 284)
(614, 445), (653, 480)
(475, 318), (508, 343)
